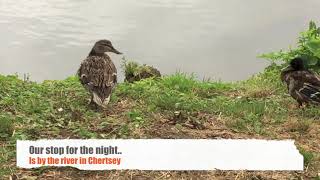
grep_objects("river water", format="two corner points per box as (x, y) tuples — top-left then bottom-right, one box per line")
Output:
(0, 0), (319, 81)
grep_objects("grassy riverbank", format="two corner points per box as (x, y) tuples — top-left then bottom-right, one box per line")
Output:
(0, 64), (319, 179)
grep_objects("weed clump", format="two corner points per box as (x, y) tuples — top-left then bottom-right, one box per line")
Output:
(122, 59), (161, 83)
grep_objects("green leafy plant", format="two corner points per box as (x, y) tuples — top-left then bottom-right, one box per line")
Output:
(259, 21), (320, 70)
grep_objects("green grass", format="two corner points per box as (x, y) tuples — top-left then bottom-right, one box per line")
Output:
(0, 64), (319, 178)
(0, 64), (313, 138)
(300, 148), (315, 167)
(0, 113), (14, 139)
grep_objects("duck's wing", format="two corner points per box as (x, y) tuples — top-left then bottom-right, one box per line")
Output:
(78, 56), (117, 106)
(293, 71), (320, 104)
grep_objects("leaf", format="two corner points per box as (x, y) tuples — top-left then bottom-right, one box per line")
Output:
(307, 56), (319, 66)
(305, 39), (320, 59)
(300, 54), (318, 66)
(309, 21), (317, 30)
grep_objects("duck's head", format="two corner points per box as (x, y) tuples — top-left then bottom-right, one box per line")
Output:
(290, 57), (305, 70)
(281, 57), (305, 82)
(282, 57), (305, 72)
(89, 39), (122, 56)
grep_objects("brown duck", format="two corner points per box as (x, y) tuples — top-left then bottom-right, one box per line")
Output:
(281, 57), (320, 106)
(78, 40), (122, 108)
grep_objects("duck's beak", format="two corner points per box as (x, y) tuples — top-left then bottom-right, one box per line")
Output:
(110, 46), (122, 54)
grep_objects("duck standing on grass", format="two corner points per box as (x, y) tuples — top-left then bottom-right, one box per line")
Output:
(78, 40), (122, 109)
(281, 57), (320, 107)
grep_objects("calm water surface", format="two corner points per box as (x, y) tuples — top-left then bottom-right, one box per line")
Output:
(0, 0), (320, 81)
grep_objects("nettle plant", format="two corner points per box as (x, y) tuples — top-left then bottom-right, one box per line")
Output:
(259, 21), (320, 71)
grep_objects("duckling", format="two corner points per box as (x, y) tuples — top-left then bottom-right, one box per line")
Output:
(281, 57), (320, 106)
(123, 61), (161, 83)
(78, 40), (122, 109)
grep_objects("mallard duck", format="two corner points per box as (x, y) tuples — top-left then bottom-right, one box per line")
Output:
(78, 39), (122, 109)
(281, 57), (320, 106)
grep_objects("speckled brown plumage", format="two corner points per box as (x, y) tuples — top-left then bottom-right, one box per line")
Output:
(281, 58), (320, 106)
(78, 40), (122, 108)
